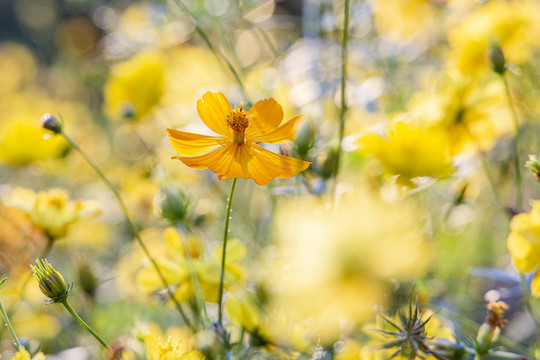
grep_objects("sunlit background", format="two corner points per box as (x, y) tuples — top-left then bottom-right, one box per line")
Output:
(1, 0), (540, 359)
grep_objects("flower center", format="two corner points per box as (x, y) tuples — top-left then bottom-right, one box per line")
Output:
(225, 104), (252, 144)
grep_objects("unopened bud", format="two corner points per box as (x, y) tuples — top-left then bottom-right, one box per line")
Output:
(41, 113), (62, 134)
(159, 186), (190, 223)
(31, 259), (72, 304)
(77, 260), (98, 299)
(475, 301), (508, 354)
(490, 45), (506, 75)
(294, 119), (316, 158)
(525, 155), (540, 182)
(321, 147), (339, 180)
(430, 339), (466, 360)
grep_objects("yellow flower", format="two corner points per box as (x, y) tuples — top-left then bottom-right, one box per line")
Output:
(144, 332), (204, 360)
(359, 120), (455, 187)
(166, 92), (310, 186)
(265, 190), (431, 343)
(447, 0), (540, 75)
(507, 201), (540, 296)
(131, 228), (247, 303)
(103, 51), (165, 120)
(6, 187), (100, 239)
(11, 348), (45, 360)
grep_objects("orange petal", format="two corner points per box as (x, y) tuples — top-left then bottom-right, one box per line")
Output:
(247, 143), (310, 186)
(248, 115), (303, 144)
(246, 98), (284, 138)
(196, 92), (232, 136)
(166, 128), (225, 156)
(174, 142), (251, 180)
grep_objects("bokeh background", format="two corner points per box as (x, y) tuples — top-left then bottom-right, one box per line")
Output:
(1, 0), (540, 359)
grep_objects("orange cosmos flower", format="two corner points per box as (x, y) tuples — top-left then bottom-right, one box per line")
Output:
(166, 92), (310, 186)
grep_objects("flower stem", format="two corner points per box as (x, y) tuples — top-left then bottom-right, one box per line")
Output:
(218, 178), (238, 326)
(61, 131), (194, 331)
(61, 300), (110, 349)
(501, 73), (522, 213)
(169, 0), (251, 105)
(0, 300), (22, 350)
(333, 0), (350, 181)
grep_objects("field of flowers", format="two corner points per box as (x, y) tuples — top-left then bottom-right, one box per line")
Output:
(1, 0), (540, 359)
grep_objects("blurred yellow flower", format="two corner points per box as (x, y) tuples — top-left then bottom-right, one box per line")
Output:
(133, 228), (247, 303)
(367, 0), (440, 44)
(265, 190), (431, 343)
(359, 120), (455, 187)
(0, 115), (66, 166)
(410, 72), (512, 153)
(104, 51), (165, 120)
(10, 348), (45, 360)
(0, 43), (37, 96)
(6, 187), (100, 239)
(507, 201), (540, 296)
(447, 0), (540, 74)
(144, 332), (204, 360)
(167, 91), (310, 186)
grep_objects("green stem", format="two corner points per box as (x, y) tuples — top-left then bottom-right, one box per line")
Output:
(502, 74), (522, 212)
(218, 178), (238, 326)
(169, 0), (251, 105)
(61, 132), (194, 331)
(519, 274), (540, 342)
(0, 301), (22, 350)
(61, 300), (110, 349)
(176, 223), (209, 324)
(333, 0), (350, 181)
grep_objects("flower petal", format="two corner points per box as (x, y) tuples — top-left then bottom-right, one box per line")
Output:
(246, 98), (284, 138)
(247, 143), (311, 186)
(166, 128), (225, 156)
(248, 115), (303, 144)
(174, 142), (251, 180)
(197, 91), (232, 136)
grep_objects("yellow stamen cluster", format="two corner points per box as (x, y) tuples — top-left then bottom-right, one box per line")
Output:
(225, 104), (252, 144)
(158, 337), (182, 356)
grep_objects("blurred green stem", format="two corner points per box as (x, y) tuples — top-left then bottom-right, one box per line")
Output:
(333, 0), (350, 182)
(218, 178), (238, 326)
(61, 300), (110, 350)
(175, 223), (210, 325)
(169, 0), (251, 105)
(519, 274), (540, 343)
(0, 301), (22, 350)
(501, 74), (522, 213)
(61, 131), (195, 331)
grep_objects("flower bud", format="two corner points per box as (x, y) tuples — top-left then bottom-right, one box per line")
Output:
(0, 277), (5, 289)
(430, 339), (466, 360)
(294, 119), (316, 158)
(31, 259), (72, 304)
(525, 155), (540, 182)
(489, 44), (506, 75)
(475, 301), (508, 354)
(158, 186), (190, 223)
(40, 113), (62, 134)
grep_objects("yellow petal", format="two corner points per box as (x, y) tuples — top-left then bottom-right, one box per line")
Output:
(166, 128), (224, 156)
(248, 115), (303, 144)
(196, 91), (232, 136)
(532, 271), (540, 297)
(175, 142), (251, 180)
(247, 143), (310, 186)
(246, 98), (284, 138)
